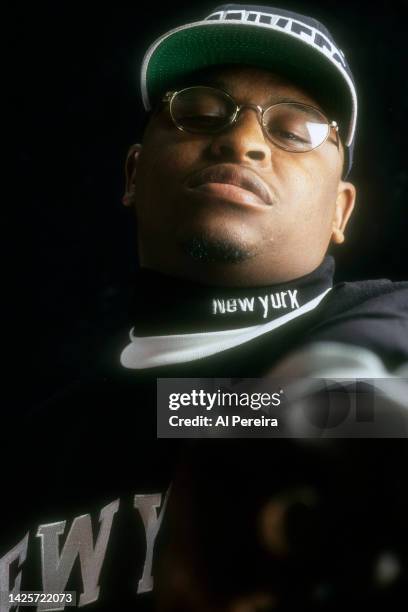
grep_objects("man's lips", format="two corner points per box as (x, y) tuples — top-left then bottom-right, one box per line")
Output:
(189, 182), (268, 207)
(185, 164), (274, 207)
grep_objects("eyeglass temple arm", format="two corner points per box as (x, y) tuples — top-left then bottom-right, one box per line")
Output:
(330, 121), (340, 150)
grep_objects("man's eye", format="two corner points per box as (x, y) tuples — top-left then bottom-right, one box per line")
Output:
(179, 113), (225, 128)
(272, 129), (308, 143)
(185, 112), (223, 118)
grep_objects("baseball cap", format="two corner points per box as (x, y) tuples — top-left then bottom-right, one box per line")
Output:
(140, 4), (357, 177)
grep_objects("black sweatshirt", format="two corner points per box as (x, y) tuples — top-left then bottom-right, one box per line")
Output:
(2, 256), (407, 611)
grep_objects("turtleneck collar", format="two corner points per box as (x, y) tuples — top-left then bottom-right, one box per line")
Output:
(131, 256), (335, 336)
(120, 257), (335, 369)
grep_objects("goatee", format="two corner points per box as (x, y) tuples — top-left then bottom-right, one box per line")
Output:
(181, 236), (256, 264)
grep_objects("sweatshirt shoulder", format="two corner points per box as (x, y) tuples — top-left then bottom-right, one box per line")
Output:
(305, 278), (408, 369)
(323, 278), (408, 315)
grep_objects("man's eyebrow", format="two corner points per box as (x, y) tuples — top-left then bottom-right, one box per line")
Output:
(265, 95), (315, 105)
(187, 78), (319, 107)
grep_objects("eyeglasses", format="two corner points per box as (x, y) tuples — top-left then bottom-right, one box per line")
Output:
(162, 86), (339, 153)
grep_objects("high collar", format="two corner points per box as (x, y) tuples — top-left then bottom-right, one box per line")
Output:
(131, 256), (335, 336)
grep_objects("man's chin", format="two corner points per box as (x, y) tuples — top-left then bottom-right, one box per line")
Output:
(180, 235), (257, 264)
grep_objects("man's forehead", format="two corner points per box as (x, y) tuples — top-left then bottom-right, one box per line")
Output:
(176, 63), (322, 107)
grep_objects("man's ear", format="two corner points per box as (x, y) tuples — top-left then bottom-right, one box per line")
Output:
(122, 143), (142, 207)
(331, 181), (356, 245)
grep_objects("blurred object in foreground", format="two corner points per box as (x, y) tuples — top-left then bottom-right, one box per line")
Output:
(155, 435), (408, 611)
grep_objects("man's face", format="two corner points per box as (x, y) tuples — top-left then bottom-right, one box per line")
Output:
(125, 65), (355, 285)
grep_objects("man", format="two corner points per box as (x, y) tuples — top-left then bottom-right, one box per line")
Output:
(120, 4), (408, 610)
(2, 4), (407, 612)
(120, 3), (406, 380)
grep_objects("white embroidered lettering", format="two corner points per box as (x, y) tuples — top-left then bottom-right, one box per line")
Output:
(213, 299), (226, 314)
(270, 293), (282, 309)
(237, 297), (255, 312)
(226, 299), (237, 313)
(288, 289), (300, 309)
(258, 295), (269, 319)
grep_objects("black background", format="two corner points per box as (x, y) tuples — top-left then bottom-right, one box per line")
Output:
(7, 1), (407, 407)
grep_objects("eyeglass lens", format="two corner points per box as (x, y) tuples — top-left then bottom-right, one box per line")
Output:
(170, 87), (330, 152)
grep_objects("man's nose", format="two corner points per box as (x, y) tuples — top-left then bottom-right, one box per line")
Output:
(206, 107), (272, 165)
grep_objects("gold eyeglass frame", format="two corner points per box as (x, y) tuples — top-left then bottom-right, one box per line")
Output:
(162, 85), (340, 153)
